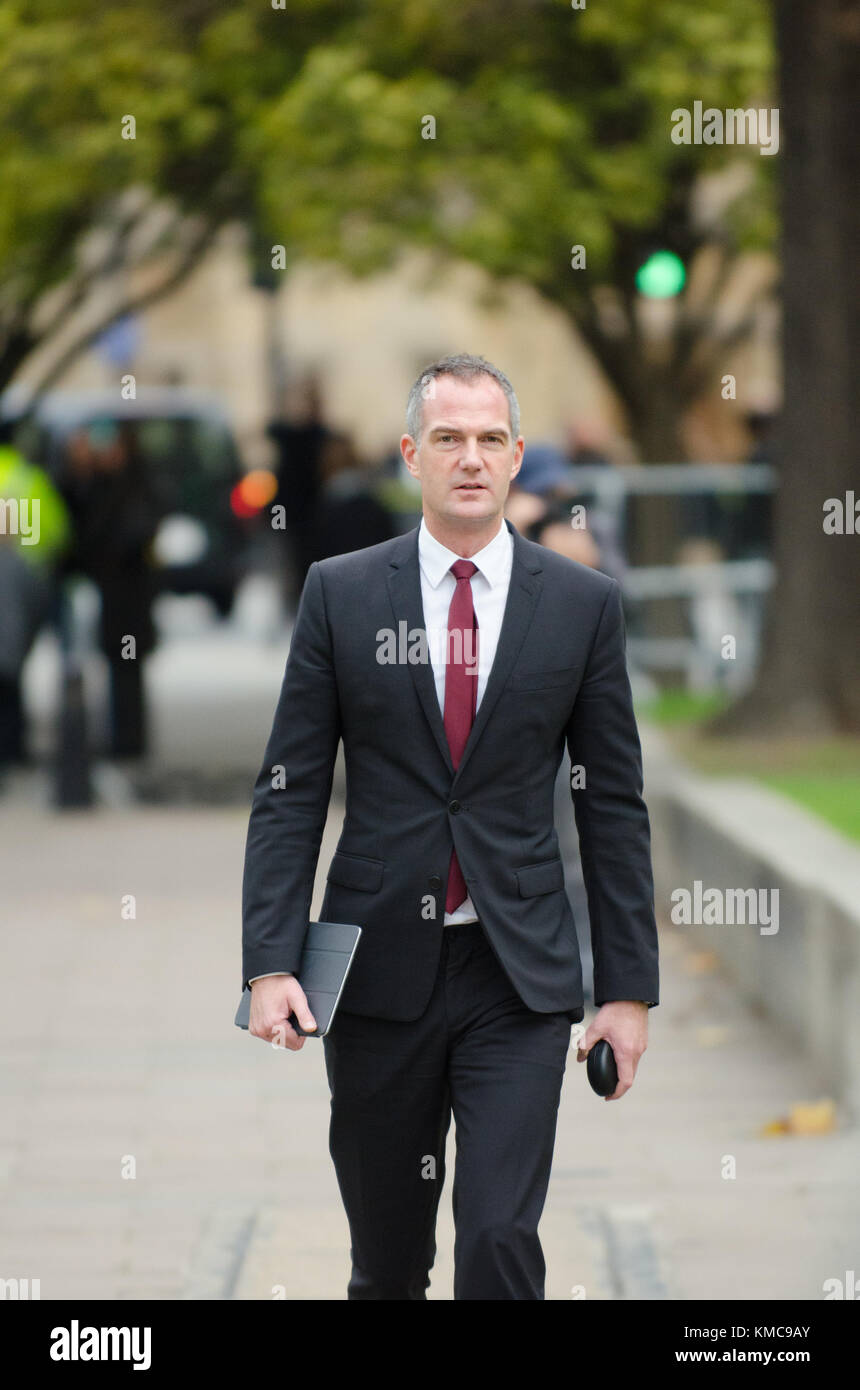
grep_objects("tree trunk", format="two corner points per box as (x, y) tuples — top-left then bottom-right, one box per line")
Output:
(712, 0), (860, 736)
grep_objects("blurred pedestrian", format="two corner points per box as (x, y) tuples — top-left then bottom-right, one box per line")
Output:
(59, 421), (161, 758)
(306, 433), (394, 564)
(266, 375), (329, 607)
(0, 418), (71, 766)
(565, 416), (615, 468)
(507, 440), (625, 577)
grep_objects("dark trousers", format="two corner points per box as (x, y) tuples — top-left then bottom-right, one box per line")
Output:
(107, 657), (146, 758)
(322, 920), (572, 1300)
(0, 676), (25, 764)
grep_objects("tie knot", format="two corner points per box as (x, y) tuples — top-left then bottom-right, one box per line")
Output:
(451, 559), (478, 583)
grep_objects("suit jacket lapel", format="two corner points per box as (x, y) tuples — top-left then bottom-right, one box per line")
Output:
(386, 527), (454, 774)
(385, 520), (544, 784)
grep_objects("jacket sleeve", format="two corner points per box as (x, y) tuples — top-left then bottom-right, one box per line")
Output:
(565, 579), (659, 1008)
(241, 561), (341, 988)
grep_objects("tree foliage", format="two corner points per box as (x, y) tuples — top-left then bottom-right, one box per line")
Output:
(1, 0), (776, 454)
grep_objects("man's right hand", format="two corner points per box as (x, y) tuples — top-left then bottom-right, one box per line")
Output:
(249, 975), (317, 1051)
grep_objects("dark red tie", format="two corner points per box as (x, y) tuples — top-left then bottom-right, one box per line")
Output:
(444, 560), (479, 912)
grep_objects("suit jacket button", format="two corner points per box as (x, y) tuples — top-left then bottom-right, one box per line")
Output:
(428, 875), (442, 891)
(448, 800), (461, 814)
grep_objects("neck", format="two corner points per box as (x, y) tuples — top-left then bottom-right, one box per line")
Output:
(422, 511), (505, 558)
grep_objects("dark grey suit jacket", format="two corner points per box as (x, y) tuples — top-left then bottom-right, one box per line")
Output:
(242, 519), (659, 1022)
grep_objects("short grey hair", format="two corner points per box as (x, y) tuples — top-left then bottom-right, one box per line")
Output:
(405, 353), (521, 443)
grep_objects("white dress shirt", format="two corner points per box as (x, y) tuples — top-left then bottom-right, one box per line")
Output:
(249, 516), (514, 979)
(417, 516), (514, 923)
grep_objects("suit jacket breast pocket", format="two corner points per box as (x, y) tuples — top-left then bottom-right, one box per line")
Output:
(508, 665), (579, 693)
(326, 851), (385, 893)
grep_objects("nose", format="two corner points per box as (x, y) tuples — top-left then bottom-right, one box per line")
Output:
(459, 438), (483, 468)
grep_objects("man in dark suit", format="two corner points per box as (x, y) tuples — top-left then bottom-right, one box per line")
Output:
(242, 353), (659, 1300)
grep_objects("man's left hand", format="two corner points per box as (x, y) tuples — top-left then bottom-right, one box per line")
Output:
(577, 1000), (648, 1101)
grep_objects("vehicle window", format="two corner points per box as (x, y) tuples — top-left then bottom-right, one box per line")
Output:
(135, 419), (238, 479)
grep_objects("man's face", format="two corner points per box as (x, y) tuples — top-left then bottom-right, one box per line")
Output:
(400, 374), (524, 529)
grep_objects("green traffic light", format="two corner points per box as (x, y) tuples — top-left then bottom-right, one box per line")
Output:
(636, 250), (686, 298)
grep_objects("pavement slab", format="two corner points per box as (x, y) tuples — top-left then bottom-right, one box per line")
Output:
(1, 789), (858, 1301)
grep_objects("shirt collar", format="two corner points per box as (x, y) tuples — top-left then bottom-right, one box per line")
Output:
(418, 515), (513, 590)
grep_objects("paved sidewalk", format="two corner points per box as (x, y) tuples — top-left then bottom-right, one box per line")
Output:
(1, 784), (858, 1300)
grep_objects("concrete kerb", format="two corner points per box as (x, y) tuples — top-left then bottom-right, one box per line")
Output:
(642, 724), (860, 1120)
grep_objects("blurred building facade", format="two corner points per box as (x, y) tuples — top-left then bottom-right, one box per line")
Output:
(11, 222), (779, 471)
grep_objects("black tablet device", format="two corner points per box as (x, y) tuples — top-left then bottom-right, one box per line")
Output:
(235, 921), (362, 1039)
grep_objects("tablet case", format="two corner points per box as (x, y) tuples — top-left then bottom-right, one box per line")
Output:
(234, 920), (362, 1039)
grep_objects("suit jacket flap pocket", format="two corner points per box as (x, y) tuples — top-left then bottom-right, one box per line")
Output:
(516, 857), (565, 897)
(327, 851), (384, 892)
(508, 665), (579, 691)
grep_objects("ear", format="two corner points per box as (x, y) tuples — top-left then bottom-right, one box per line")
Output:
(509, 435), (525, 482)
(400, 433), (420, 478)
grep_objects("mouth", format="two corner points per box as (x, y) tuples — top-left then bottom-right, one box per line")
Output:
(454, 483), (486, 493)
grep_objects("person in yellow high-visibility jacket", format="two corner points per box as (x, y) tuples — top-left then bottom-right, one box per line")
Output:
(0, 418), (71, 766)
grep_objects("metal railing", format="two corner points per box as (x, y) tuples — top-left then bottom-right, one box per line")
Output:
(565, 464), (776, 692)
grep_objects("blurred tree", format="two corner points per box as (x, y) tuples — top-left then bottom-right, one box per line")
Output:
(248, 0), (778, 462)
(0, 0), (343, 395)
(715, 0), (859, 734)
(6, 1), (852, 730)
(1, 0), (776, 464)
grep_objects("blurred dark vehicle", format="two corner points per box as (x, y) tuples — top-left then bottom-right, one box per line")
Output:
(9, 388), (253, 615)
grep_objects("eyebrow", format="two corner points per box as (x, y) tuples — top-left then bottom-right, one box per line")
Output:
(428, 424), (510, 438)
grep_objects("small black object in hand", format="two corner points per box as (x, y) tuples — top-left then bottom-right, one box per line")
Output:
(586, 1039), (618, 1097)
